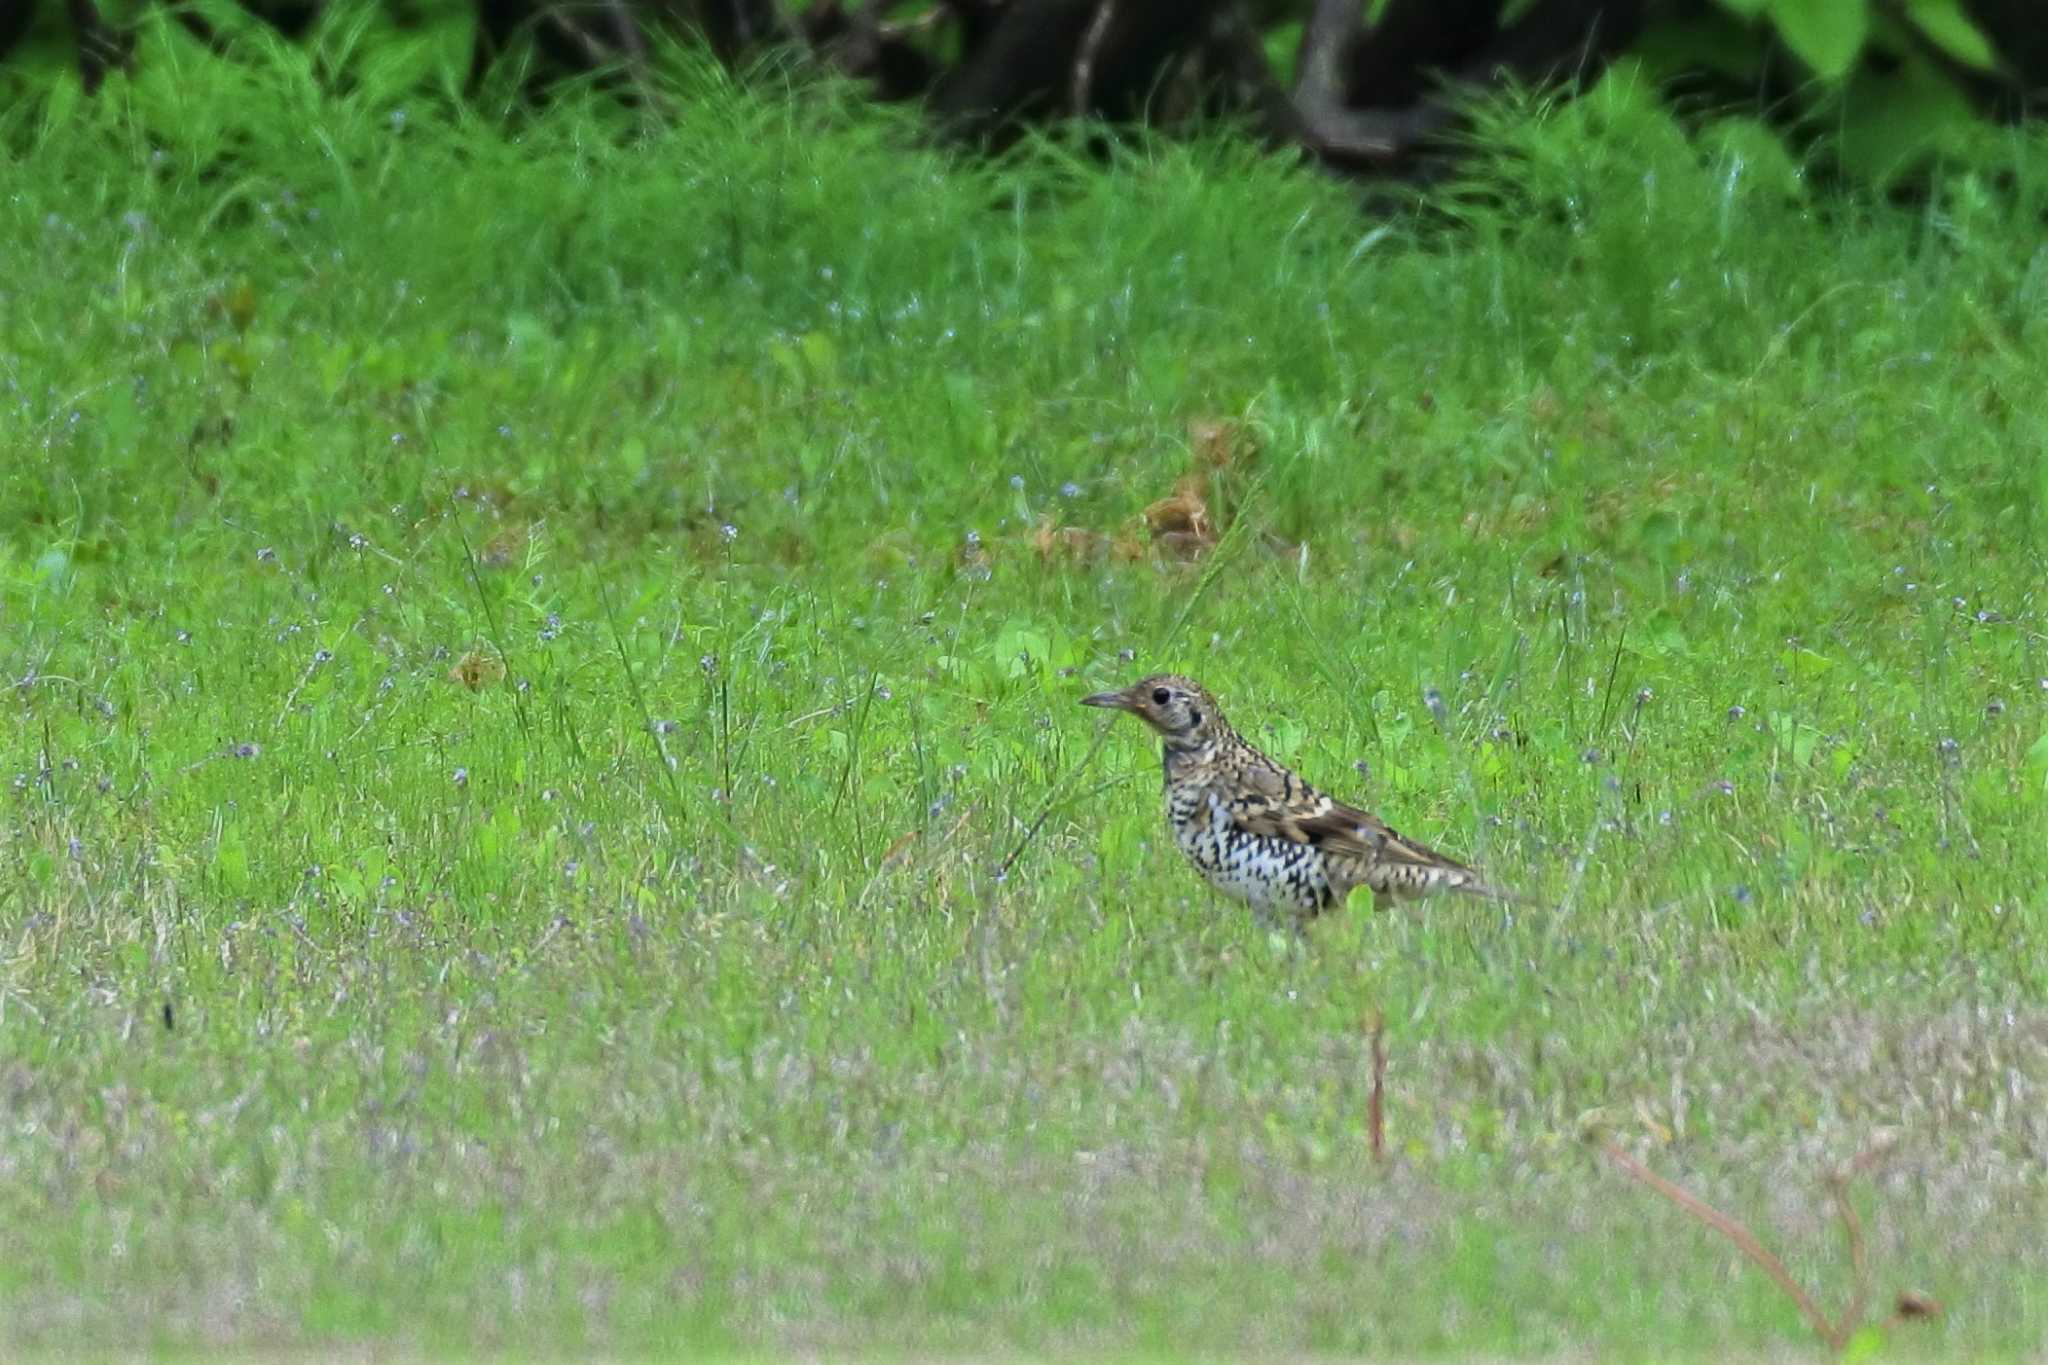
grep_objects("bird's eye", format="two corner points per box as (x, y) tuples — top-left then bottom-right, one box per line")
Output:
(1151, 688), (1172, 705)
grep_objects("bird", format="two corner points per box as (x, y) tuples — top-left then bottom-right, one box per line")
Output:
(1080, 673), (1515, 923)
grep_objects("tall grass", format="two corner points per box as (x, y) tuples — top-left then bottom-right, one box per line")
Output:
(3, 19), (2046, 1354)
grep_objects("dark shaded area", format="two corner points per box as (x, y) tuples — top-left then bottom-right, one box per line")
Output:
(66, 0), (133, 92)
(0, 0), (43, 72)
(1294, 0), (1642, 170)
(6, 0), (2043, 182)
(1950, 0), (2048, 118)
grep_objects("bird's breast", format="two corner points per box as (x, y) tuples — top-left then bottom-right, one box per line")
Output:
(1165, 788), (1332, 912)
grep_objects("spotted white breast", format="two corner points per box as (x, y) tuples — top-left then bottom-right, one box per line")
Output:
(1166, 785), (1335, 912)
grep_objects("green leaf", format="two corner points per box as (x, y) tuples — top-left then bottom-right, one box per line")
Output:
(1700, 117), (1809, 201)
(1833, 54), (1976, 187)
(1767, 712), (1821, 767)
(216, 825), (249, 893)
(767, 337), (806, 391)
(989, 621), (1055, 681)
(2025, 732), (2048, 790)
(1776, 646), (1834, 681)
(1266, 714), (1308, 760)
(1903, 0), (1996, 68)
(1770, 0), (1869, 78)
(1648, 620), (1692, 657)
(799, 331), (840, 387)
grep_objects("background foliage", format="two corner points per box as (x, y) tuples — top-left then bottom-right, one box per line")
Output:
(3, 0), (2043, 191)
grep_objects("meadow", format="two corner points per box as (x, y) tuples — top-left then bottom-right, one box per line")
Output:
(3, 21), (2047, 1356)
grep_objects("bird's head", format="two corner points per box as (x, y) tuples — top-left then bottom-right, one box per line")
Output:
(1080, 674), (1227, 748)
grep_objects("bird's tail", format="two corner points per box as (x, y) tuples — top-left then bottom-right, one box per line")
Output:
(1453, 871), (1535, 905)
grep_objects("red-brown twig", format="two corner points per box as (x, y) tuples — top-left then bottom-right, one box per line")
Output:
(1825, 1172), (1869, 1346)
(1600, 1140), (1840, 1346)
(1598, 1136), (1927, 1352)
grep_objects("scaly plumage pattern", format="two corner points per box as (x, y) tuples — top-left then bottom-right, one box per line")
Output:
(1082, 674), (1514, 921)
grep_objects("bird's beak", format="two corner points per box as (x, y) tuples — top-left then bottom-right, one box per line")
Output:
(1080, 688), (1135, 711)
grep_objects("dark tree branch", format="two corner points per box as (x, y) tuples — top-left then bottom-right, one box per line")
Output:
(1343, 0), (1504, 109)
(931, 0), (1228, 144)
(1197, 4), (1308, 147)
(1292, 0), (1646, 172)
(1292, 0), (1442, 166)
(929, 0), (1104, 140)
(469, 0), (785, 92)
(679, 0), (784, 64)
(67, 0), (133, 93)
(1077, 0), (1234, 119)
(803, 0), (942, 101)
(1471, 0), (1646, 88)
(1070, 0), (1116, 116)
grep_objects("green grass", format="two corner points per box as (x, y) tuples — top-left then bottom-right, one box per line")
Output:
(4, 17), (2048, 1357)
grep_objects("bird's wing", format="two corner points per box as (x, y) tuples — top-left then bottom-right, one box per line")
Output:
(1218, 756), (1474, 872)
